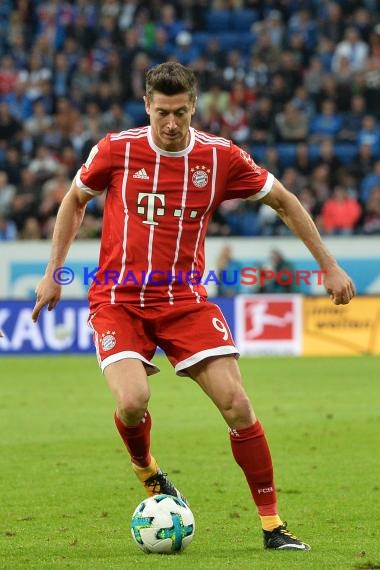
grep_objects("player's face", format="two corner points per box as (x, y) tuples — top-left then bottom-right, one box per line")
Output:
(144, 92), (196, 152)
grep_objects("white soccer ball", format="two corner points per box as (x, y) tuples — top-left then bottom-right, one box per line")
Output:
(130, 494), (195, 554)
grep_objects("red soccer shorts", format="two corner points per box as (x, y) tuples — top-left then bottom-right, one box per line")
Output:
(88, 300), (239, 376)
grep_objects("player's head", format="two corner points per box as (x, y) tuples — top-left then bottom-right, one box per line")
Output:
(145, 62), (197, 104)
(144, 62), (197, 152)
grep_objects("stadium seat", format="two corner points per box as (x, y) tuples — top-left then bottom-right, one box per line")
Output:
(212, 32), (255, 53)
(332, 143), (357, 164)
(124, 101), (148, 127)
(205, 10), (231, 33)
(250, 145), (267, 165)
(191, 32), (211, 54)
(308, 143), (320, 162)
(277, 144), (297, 168)
(231, 9), (258, 32)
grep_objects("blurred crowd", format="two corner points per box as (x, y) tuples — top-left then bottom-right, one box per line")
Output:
(0, 0), (380, 241)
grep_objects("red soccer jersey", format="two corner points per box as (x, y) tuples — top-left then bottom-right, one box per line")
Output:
(76, 126), (274, 308)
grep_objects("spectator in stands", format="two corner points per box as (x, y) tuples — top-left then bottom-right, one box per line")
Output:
(19, 216), (42, 239)
(173, 30), (200, 66)
(2, 79), (33, 123)
(309, 99), (343, 143)
(315, 139), (343, 187)
(290, 85), (316, 123)
(0, 55), (19, 96)
(260, 249), (298, 294)
(0, 0), (380, 239)
(288, 8), (317, 52)
(0, 170), (16, 216)
(245, 54), (269, 90)
(222, 50), (246, 86)
(149, 26), (172, 65)
(3, 146), (24, 185)
(18, 52), (52, 102)
(321, 185), (361, 235)
(157, 3), (186, 43)
(251, 28), (281, 73)
(197, 81), (229, 123)
(0, 215), (17, 240)
(99, 49), (125, 101)
(220, 99), (250, 144)
(262, 146), (281, 178)
(124, 51), (151, 101)
(99, 101), (132, 136)
(52, 52), (72, 98)
(298, 187), (317, 218)
(10, 168), (41, 232)
(249, 97), (275, 144)
(29, 144), (60, 183)
(339, 94), (366, 142)
(216, 245), (242, 297)
(70, 54), (98, 103)
(309, 164), (331, 214)
(229, 80), (255, 111)
(303, 56), (324, 99)
(190, 55), (215, 93)
(364, 54), (380, 116)
(345, 145), (374, 202)
(315, 35), (335, 72)
(352, 7), (372, 40)
(357, 115), (380, 150)
(274, 101), (308, 143)
(24, 99), (53, 139)
(317, 3), (344, 44)
(203, 37), (226, 71)
(360, 159), (380, 203)
(132, 6), (156, 51)
(333, 55), (355, 87)
(265, 9), (284, 48)
(362, 186), (380, 234)
(54, 96), (81, 138)
(207, 206), (231, 237)
(332, 26), (369, 74)
(276, 51), (303, 95)
(256, 202), (281, 236)
(315, 73), (350, 113)
(294, 143), (315, 177)
(281, 167), (307, 198)
(0, 102), (22, 147)
(66, 11), (98, 51)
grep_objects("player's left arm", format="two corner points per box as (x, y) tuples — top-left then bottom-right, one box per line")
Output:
(257, 178), (356, 305)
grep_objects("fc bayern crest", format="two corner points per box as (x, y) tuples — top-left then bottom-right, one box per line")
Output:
(101, 331), (116, 351)
(191, 165), (210, 188)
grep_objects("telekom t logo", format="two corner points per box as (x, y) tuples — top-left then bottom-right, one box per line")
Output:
(137, 192), (166, 225)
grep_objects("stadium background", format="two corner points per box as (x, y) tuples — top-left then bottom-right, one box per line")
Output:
(0, 0), (379, 356)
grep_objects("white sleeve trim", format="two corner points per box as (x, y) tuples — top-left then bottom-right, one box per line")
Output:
(249, 172), (275, 201)
(75, 169), (105, 196)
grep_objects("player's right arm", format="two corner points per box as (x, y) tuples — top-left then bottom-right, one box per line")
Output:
(31, 180), (93, 322)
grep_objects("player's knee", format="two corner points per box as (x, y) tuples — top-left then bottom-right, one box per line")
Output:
(220, 390), (252, 425)
(117, 392), (150, 424)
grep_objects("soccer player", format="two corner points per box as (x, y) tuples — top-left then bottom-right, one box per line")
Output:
(32, 62), (355, 551)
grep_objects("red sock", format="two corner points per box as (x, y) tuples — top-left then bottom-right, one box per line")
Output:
(229, 420), (277, 516)
(114, 410), (152, 467)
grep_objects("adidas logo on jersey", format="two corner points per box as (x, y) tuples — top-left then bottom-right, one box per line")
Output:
(133, 168), (149, 180)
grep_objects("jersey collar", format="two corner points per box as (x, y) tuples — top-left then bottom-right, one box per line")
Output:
(147, 126), (195, 157)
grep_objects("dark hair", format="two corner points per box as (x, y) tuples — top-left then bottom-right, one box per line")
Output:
(145, 62), (197, 103)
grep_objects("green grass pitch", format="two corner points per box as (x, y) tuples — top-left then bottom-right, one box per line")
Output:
(1, 355), (379, 570)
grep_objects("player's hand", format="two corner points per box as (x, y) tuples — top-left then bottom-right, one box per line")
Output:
(32, 276), (62, 322)
(323, 265), (356, 305)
